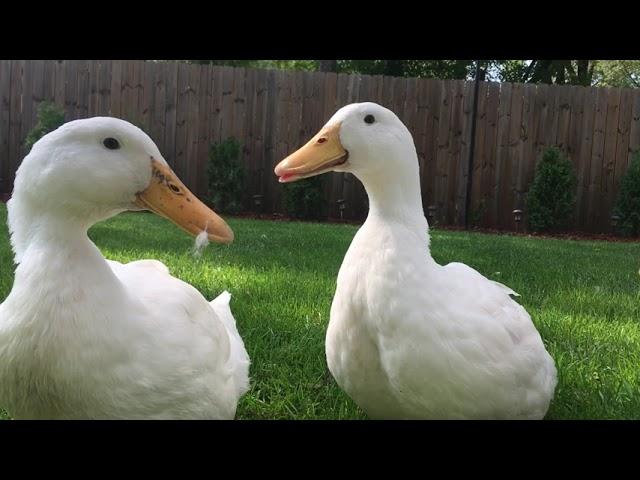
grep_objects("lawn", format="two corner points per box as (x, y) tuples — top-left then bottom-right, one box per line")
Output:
(1, 203), (639, 419)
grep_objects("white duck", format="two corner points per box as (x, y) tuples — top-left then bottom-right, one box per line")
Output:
(0, 117), (250, 419)
(275, 102), (557, 419)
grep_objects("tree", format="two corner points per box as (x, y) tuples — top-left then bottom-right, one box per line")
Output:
(492, 60), (596, 86)
(336, 60), (474, 79)
(613, 151), (640, 237)
(592, 60), (640, 88)
(526, 147), (577, 232)
(25, 101), (65, 152)
(318, 60), (337, 72)
(189, 60), (318, 71)
(187, 60), (621, 87)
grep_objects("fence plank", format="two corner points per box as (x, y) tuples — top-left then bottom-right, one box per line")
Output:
(587, 87), (608, 230)
(163, 61), (178, 169)
(516, 84), (536, 214)
(87, 60), (99, 117)
(613, 88), (633, 211)
(505, 82), (523, 229)
(20, 60), (35, 161)
(0, 60), (11, 193)
(173, 62), (189, 180)
(185, 63), (200, 191)
(601, 87), (622, 228)
(76, 60), (90, 119)
(456, 80), (474, 226)
(197, 64), (212, 199)
(54, 60), (65, 110)
(576, 87), (597, 227)
(263, 69), (278, 213)
(447, 80), (464, 225)
(628, 89), (640, 163)
(8, 60), (24, 187)
(109, 60), (122, 117)
(435, 79), (452, 221)
(250, 68), (269, 206)
(493, 82), (512, 229)
(469, 81), (488, 226)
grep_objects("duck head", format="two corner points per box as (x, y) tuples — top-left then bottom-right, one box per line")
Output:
(274, 102), (417, 184)
(10, 117), (234, 246)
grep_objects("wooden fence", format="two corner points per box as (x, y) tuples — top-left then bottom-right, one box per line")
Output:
(1, 60), (639, 232)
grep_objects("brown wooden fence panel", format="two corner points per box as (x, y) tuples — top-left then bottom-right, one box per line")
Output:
(1, 60), (639, 232)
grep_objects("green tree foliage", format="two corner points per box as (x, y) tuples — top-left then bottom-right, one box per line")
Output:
(188, 59), (640, 87)
(336, 60), (474, 79)
(491, 60), (595, 86)
(188, 60), (473, 79)
(592, 60), (640, 88)
(191, 60), (318, 71)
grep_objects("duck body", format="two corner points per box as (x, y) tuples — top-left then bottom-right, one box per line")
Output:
(327, 214), (556, 419)
(0, 117), (249, 419)
(0, 251), (248, 419)
(276, 102), (557, 419)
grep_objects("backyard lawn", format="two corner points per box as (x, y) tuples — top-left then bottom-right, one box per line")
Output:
(0, 203), (639, 419)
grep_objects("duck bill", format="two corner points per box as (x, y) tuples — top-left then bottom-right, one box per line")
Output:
(274, 122), (348, 183)
(135, 159), (234, 244)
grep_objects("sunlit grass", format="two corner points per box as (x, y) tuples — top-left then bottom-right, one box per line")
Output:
(1, 204), (639, 419)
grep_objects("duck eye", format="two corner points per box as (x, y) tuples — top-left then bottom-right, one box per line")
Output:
(169, 184), (181, 194)
(103, 138), (120, 150)
(364, 114), (375, 124)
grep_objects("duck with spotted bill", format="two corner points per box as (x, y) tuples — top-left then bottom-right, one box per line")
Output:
(0, 117), (249, 419)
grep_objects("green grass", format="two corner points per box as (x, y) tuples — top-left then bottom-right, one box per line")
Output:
(1, 203), (639, 419)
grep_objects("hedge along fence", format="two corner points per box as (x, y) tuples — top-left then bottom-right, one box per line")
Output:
(1, 60), (640, 232)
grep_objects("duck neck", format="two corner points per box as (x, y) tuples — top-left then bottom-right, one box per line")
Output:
(7, 196), (118, 288)
(356, 158), (430, 242)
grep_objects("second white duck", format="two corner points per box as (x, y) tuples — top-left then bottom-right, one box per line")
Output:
(275, 102), (557, 420)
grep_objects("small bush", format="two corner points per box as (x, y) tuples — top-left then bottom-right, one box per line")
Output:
(469, 199), (487, 228)
(25, 101), (65, 151)
(206, 137), (245, 214)
(526, 147), (576, 232)
(283, 176), (327, 221)
(613, 151), (640, 237)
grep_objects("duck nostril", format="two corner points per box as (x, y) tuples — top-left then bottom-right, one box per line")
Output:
(317, 137), (327, 144)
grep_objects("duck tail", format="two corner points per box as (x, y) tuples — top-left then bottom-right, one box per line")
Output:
(210, 291), (251, 399)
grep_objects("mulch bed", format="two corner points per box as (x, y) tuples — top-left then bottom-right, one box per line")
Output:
(1, 197), (637, 243)
(227, 212), (639, 243)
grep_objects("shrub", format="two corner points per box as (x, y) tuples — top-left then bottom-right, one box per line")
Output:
(207, 137), (245, 213)
(25, 101), (65, 152)
(526, 146), (576, 232)
(206, 137), (245, 214)
(283, 176), (327, 221)
(613, 151), (640, 237)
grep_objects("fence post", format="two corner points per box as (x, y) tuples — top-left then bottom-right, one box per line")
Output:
(464, 60), (483, 229)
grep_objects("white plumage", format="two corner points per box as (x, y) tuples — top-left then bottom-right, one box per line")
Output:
(276, 102), (557, 419)
(0, 117), (249, 419)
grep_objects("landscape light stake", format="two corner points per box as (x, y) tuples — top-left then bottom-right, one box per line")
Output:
(337, 199), (346, 221)
(513, 209), (524, 233)
(252, 194), (264, 218)
(427, 205), (438, 227)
